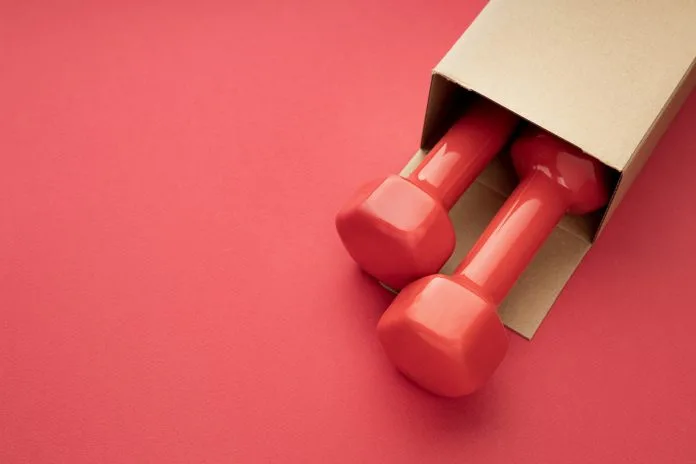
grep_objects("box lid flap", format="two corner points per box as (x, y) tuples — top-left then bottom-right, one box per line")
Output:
(434, 0), (696, 171)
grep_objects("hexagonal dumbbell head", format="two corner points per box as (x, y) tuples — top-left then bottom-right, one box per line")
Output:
(377, 274), (508, 397)
(336, 98), (519, 289)
(336, 175), (456, 290)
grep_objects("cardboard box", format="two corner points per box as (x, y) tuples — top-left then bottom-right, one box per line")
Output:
(394, 0), (696, 338)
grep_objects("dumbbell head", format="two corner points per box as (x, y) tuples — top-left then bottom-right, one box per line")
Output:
(335, 174), (455, 290)
(511, 129), (610, 214)
(336, 98), (520, 289)
(377, 274), (508, 397)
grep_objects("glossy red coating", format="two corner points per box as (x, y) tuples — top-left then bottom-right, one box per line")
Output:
(377, 127), (611, 397)
(335, 98), (519, 289)
(378, 274), (509, 397)
(408, 98), (520, 210)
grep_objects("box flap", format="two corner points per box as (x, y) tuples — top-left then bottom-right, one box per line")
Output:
(433, 0), (696, 171)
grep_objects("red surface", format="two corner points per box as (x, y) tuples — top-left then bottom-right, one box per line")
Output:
(1, 1), (696, 463)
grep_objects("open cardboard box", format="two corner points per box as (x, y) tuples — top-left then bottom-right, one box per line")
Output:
(388, 0), (696, 339)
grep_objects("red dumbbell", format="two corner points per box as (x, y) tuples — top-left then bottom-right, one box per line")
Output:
(377, 127), (611, 397)
(336, 98), (519, 290)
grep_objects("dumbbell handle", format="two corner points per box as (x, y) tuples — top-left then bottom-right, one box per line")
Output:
(408, 99), (519, 210)
(454, 170), (570, 305)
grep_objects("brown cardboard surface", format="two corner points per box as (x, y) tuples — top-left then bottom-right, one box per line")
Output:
(402, 0), (696, 337)
(432, 0), (696, 171)
(600, 59), (696, 234)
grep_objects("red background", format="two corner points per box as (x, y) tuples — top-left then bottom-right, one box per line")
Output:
(2, 1), (696, 462)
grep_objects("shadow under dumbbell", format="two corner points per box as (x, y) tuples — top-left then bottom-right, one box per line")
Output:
(379, 366), (508, 438)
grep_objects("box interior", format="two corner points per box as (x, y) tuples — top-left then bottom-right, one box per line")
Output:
(395, 86), (619, 339)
